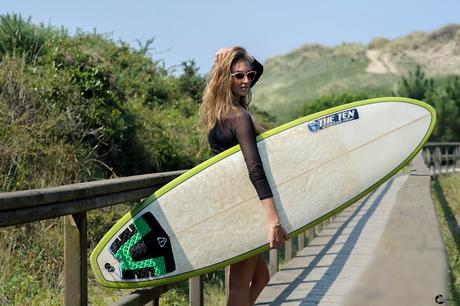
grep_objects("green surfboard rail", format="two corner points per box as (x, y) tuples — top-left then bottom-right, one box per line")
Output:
(90, 97), (436, 288)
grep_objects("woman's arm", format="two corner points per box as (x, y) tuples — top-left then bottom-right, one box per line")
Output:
(233, 110), (288, 248)
(260, 197), (289, 249)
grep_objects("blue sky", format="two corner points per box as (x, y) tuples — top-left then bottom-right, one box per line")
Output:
(2, 0), (460, 74)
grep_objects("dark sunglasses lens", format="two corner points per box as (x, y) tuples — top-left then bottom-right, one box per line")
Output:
(247, 72), (256, 80)
(234, 73), (245, 79)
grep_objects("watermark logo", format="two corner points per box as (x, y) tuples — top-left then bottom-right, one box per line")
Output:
(307, 108), (359, 133)
(435, 294), (453, 304)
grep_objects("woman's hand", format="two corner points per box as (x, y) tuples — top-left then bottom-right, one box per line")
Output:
(269, 223), (289, 249)
(260, 197), (289, 249)
(215, 47), (232, 62)
(214, 47), (255, 62)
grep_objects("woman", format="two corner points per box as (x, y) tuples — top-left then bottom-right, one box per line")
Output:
(199, 46), (288, 306)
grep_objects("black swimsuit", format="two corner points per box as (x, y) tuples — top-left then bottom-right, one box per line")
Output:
(207, 59), (273, 200)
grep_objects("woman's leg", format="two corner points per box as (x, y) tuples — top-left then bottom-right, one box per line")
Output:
(227, 255), (259, 306)
(248, 253), (270, 305)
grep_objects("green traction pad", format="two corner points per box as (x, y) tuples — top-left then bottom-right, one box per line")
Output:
(108, 212), (176, 280)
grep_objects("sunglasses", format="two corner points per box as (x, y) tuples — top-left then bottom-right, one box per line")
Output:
(231, 70), (257, 81)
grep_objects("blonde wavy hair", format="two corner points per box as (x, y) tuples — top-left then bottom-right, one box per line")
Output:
(199, 46), (254, 135)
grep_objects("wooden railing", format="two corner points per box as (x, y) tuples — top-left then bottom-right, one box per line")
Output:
(0, 168), (328, 306)
(422, 142), (460, 175)
(2, 142), (457, 305)
(0, 171), (184, 306)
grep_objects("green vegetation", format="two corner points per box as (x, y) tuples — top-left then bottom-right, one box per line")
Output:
(0, 13), (210, 305)
(252, 43), (391, 121)
(0, 13), (209, 193)
(394, 66), (460, 141)
(253, 24), (460, 124)
(293, 65), (460, 142)
(432, 173), (460, 306)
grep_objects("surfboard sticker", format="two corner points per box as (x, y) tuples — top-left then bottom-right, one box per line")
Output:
(107, 212), (176, 280)
(307, 108), (359, 132)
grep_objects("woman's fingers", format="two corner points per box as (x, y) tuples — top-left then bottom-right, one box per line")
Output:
(215, 47), (232, 62)
(269, 225), (289, 249)
(282, 228), (289, 240)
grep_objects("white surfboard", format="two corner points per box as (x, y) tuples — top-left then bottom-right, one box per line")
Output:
(90, 97), (436, 288)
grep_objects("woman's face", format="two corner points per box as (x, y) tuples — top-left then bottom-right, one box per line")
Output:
(230, 59), (253, 99)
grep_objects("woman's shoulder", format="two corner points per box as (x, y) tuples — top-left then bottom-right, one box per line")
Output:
(227, 107), (253, 130)
(228, 106), (251, 120)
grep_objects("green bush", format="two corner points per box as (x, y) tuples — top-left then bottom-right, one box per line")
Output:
(297, 92), (373, 117)
(0, 13), (210, 305)
(0, 13), (63, 64)
(394, 66), (460, 141)
(0, 14), (207, 189)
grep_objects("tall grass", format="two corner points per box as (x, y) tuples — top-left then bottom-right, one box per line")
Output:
(0, 219), (64, 305)
(431, 172), (460, 305)
(0, 13), (61, 64)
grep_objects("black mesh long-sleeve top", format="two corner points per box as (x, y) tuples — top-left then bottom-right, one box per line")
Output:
(207, 59), (273, 200)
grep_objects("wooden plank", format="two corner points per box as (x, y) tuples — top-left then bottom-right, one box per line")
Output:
(256, 177), (416, 305)
(64, 213), (87, 306)
(112, 285), (171, 306)
(0, 186), (157, 227)
(0, 170), (185, 211)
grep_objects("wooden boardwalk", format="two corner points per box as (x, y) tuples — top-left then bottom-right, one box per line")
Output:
(255, 172), (448, 305)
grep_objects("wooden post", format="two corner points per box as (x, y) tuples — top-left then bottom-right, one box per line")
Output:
(440, 146), (444, 174)
(444, 145), (449, 173)
(428, 147), (433, 174)
(269, 249), (279, 276)
(64, 213), (87, 306)
(189, 275), (203, 306)
(456, 146), (460, 170)
(298, 231), (305, 250)
(315, 223), (323, 235)
(225, 266), (230, 301)
(422, 147), (428, 166)
(454, 146), (458, 171)
(306, 228), (315, 244)
(284, 240), (293, 262)
(435, 147), (441, 175)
